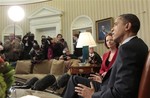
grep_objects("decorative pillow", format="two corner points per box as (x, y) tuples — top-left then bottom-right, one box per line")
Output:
(15, 60), (32, 74)
(64, 60), (72, 73)
(33, 60), (52, 74)
(50, 59), (65, 75)
(70, 59), (81, 67)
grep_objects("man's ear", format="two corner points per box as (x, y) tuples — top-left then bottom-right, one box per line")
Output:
(125, 22), (131, 31)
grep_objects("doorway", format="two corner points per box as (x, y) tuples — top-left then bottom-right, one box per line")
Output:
(71, 15), (93, 53)
(36, 27), (56, 45)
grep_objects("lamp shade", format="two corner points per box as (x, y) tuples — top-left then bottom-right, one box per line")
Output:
(76, 32), (97, 48)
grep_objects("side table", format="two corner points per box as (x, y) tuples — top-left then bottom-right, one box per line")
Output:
(69, 65), (100, 75)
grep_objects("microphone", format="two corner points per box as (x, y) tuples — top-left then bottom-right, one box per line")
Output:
(51, 73), (70, 91)
(57, 73), (70, 88)
(14, 77), (39, 89)
(32, 74), (56, 91)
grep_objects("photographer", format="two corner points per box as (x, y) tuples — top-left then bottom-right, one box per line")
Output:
(29, 44), (44, 73)
(59, 48), (77, 61)
(29, 44), (44, 64)
(41, 35), (50, 59)
(3, 33), (22, 67)
(21, 32), (38, 60)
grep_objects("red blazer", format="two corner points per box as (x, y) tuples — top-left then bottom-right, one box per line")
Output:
(99, 49), (118, 75)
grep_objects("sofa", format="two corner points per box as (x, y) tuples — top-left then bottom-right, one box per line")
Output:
(14, 59), (81, 96)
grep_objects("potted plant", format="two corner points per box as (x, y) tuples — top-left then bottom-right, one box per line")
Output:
(0, 58), (15, 98)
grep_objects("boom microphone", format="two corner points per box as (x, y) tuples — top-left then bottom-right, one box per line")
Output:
(32, 74), (56, 91)
(57, 73), (70, 88)
(14, 77), (39, 89)
(51, 73), (70, 91)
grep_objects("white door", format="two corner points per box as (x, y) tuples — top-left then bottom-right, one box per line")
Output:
(36, 27), (56, 45)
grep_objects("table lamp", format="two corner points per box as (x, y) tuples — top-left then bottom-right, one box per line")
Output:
(76, 32), (97, 63)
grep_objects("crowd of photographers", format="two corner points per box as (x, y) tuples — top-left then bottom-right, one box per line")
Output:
(0, 32), (72, 67)
(0, 32), (102, 68)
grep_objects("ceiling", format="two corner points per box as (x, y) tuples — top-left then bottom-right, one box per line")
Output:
(0, 0), (51, 5)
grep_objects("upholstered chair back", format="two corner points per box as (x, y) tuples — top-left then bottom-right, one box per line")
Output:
(138, 51), (150, 98)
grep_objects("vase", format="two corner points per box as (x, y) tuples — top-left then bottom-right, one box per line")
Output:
(6, 87), (16, 98)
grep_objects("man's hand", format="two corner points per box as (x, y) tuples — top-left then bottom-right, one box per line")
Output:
(101, 72), (107, 77)
(66, 56), (71, 60)
(88, 73), (102, 83)
(75, 82), (95, 98)
(59, 55), (63, 60)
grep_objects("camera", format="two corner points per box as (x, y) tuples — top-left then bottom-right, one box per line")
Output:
(28, 33), (34, 42)
(63, 54), (67, 60)
(23, 32), (34, 42)
(41, 38), (47, 44)
(63, 50), (67, 60)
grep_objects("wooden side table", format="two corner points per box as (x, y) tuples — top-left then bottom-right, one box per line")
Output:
(70, 65), (100, 75)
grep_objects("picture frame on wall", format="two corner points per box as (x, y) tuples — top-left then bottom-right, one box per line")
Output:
(96, 17), (113, 43)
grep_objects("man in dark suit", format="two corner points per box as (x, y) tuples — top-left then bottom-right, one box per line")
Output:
(63, 14), (148, 98)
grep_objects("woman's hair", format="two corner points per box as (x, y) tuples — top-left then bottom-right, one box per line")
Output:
(104, 33), (119, 49)
(57, 34), (63, 38)
(73, 34), (79, 38)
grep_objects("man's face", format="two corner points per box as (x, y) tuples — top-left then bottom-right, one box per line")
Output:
(9, 34), (15, 41)
(57, 35), (62, 41)
(41, 36), (46, 39)
(73, 36), (77, 40)
(102, 26), (105, 31)
(66, 50), (70, 55)
(112, 17), (126, 43)
(89, 47), (94, 53)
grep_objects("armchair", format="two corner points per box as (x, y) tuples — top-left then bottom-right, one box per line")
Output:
(138, 50), (150, 98)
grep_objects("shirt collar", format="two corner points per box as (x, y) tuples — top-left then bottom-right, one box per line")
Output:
(121, 36), (136, 45)
(89, 53), (94, 57)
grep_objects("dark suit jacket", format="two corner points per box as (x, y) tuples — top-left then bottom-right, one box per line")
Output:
(89, 51), (102, 65)
(92, 37), (148, 98)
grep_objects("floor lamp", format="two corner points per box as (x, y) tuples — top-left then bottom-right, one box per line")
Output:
(8, 6), (25, 39)
(76, 32), (97, 63)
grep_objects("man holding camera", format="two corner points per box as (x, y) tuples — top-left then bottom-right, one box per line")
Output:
(21, 32), (38, 60)
(59, 48), (77, 61)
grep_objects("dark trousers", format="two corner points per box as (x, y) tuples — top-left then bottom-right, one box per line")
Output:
(63, 75), (101, 98)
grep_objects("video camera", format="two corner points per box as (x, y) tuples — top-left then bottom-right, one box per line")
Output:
(24, 32), (35, 42)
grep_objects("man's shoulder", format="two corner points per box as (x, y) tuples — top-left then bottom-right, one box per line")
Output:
(122, 37), (147, 47)
(120, 37), (148, 55)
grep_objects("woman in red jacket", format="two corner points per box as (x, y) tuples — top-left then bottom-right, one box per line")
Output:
(89, 33), (119, 82)
(99, 33), (118, 78)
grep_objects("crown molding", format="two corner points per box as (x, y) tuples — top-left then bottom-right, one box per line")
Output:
(0, 0), (52, 5)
